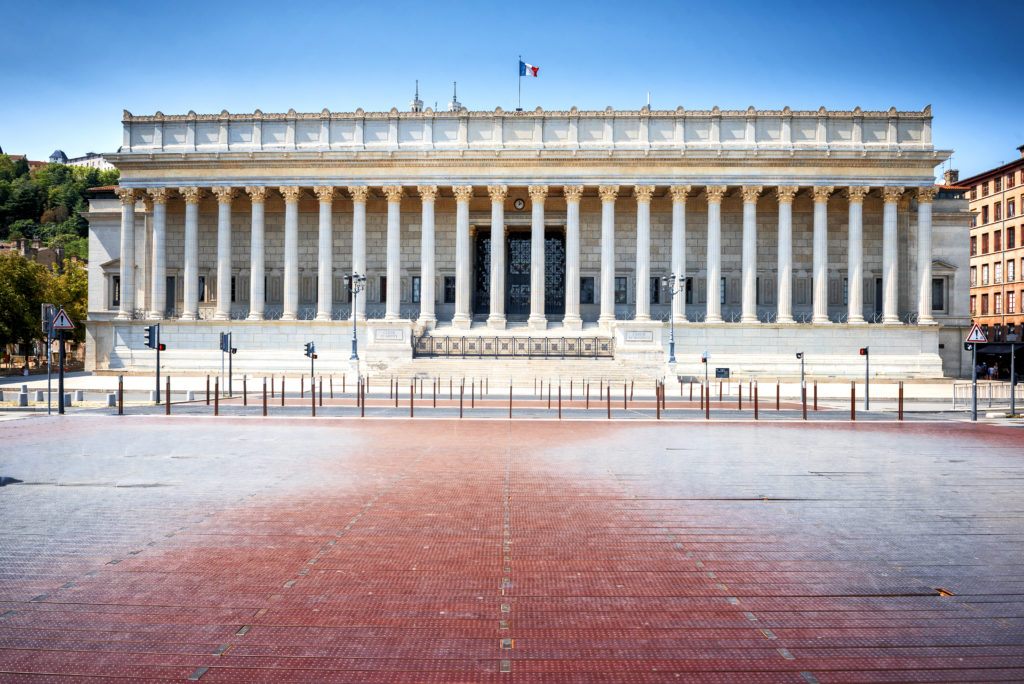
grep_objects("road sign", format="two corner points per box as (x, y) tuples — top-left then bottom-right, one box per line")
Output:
(41, 303), (55, 334)
(715, 368), (730, 379)
(50, 308), (74, 330)
(965, 323), (987, 343)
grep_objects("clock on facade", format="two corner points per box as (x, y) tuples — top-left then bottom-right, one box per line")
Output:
(513, 198), (525, 210)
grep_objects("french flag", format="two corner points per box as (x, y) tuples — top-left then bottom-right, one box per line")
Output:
(519, 60), (539, 77)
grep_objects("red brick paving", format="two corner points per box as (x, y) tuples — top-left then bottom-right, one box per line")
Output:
(1, 419), (1022, 682)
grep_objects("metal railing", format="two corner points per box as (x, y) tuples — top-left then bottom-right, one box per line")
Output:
(952, 380), (1024, 410)
(413, 335), (614, 359)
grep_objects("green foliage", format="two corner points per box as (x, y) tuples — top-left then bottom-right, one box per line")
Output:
(0, 252), (89, 349)
(50, 233), (88, 261)
(0, 154), (118, 244)
(43, 258), (88, 343)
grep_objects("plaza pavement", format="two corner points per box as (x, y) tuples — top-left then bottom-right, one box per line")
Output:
(0, 416), (1022, 682)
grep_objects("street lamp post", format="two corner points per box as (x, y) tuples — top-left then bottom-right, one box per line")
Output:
(661, 273), (682, 364)
(345, 273), (366, 361)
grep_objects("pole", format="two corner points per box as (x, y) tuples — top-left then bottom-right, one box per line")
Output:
(214, 377), (219, 416)
(243, 375), (247, 406)
(705, 383), (710, 420)
(410, 380), (414, 418)
(263, 378), (267, 417)
(281, 376), (285, 406)
(166, 375), (170, 415)
(898, 381), (904, 421)
(586, 381), (590, 410)
(754, 381), (758, 420)
(517, 54), (522, 110)
(801, 381), (807, 420)
(206, 375), (210, 405)
(331, 375), (334, 399)
(57, 330), (65, 415)
(271, 374), (275, 398)
(719, 380), (722, 402)
(850, 380), (855, 421)
(738, 382), (742, 411)
(813, 380), (818, 411)
(656, 382), (660, 420)
(155, 324), (161, 404)
(228, 332), (232, 398)
(509, 380), (512, 419)
(776, 379), (780, 411)
(311, 378), (316, 417)
(623, 381), (627, 410)
(607, 380), (611, 419)
(320, 377), (323, 407)
(459, 379), (464, 419)
(361, 378), (365, 418)
(864, 348), (870, 411)
(118, 375), (123, 415)
(558, 381), (562, 420)
(1012, 343), (1017, 416)
(46, 313), (52, 415)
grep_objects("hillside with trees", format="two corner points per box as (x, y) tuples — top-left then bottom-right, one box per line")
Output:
(0, 154), (119, 260)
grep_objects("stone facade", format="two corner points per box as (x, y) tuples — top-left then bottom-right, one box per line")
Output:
(83, 105), (972, 377)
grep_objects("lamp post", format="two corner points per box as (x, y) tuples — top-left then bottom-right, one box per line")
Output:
(661, 273), (682, 364)
(345, 273), (366, 361)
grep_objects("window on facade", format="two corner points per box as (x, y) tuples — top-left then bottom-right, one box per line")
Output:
(443, 276), (455, 304)
(981, 294), (989, 314)
(995, 293), (1002, 314)
(995, 177), (1002, 192)
(995, 230), (1002, 251)
(1011, 173), (1018, 189)
(111, 275), (120, 308)
(379, 276), (387, 303)
(982, 264), (989, 285)
(614, 277), (627, 304)
(982, 182), (989, 197)
(931, 278), (944, 312)
(982, 324), (990, 338)
(1009, 291), (1016, 314)
(721, 277), (727, 305)
(230, 276), (236, 303)
(580, 277), (595, 304)
(1009, 226), (1016, 248)
(842, 277), (848, 306)
(970, 295), (977, 315)
(650, 277), (660, 305)
(684, 277), (693, 305)
(970, 266), (977, 286)
(198, 276), (206, 302)
(1009, 200), (1016, 219)
(411, 276), (421, 303)
(971, 235), (977, 255)
(982, 206), (989, 224)
(971, 186), (977, 200)
(982, 233), (989, 253)
(995, 203), (1002, 222)
(994, 323), (1003, 342)
(1009, 260), (1016, 283)
(995, 262), (1002, 284)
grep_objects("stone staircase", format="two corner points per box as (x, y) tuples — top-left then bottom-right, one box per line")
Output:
(378, 358), (665, 388)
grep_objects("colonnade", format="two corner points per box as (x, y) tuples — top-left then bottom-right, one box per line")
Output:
(115, 184), (938, 328)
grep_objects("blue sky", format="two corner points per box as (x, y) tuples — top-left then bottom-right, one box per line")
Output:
(2, 0), (1020, 179)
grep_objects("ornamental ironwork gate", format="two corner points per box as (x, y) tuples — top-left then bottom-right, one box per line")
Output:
(474, 230), (565, 317)
(412, 335), (614, 359)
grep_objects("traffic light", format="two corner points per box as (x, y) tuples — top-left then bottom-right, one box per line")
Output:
(157, 343), (166, 351)
(220, 332), (229, 353)
(229, 347), (237, 354)
(795, 352), (803, 359)
(859, 347), (869, 356)
(144, 325), (156, 349)
(304, 342), (315, 358)
(701, 357), (707, 364)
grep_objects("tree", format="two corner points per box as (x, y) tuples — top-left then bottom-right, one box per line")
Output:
(0, 252), (46, 359)
(42, 259), (88, 344)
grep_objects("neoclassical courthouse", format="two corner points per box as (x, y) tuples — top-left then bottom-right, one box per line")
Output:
(84, 103), (971, 377)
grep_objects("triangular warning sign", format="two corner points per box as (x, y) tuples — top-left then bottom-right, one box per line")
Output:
(965, 323), (987, 343)
(50, 308), (74, 330)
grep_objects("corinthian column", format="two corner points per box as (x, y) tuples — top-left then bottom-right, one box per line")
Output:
(776, 186), (797, 324)
(634, 185), (655, 321)
(417, 185), (438, 328)
(382, 185), (403, 320)
(917, 187), (937, 325)
(279, 186), (301, 321)
(705, 186), (727, 323)
(147, 188), (169, 319)
(212, 187), (236, 320)
(347, 186), (368, 321)
(669, 185), (690, 324)
(846, 186), (869, 324)
(811, 185), (834, 324)
(882, 186), (904, 325)
(598, 185), (619, 326)
(528, 185), (548, 330)
(115, 188), (138, 319)
(741, 185), (763, 323)
(487, 185), (508, 329)
(563, 185), (584, 330)
(452, 185), (474, 329)
(245, 187), (267, 320)
(179, 187), (202, 320)
(313, 186), (335, 321)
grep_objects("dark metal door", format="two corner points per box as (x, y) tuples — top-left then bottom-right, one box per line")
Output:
(474, 234), (491, 316)
(545, 232), (565, 316)
(507, 234), (531, 315)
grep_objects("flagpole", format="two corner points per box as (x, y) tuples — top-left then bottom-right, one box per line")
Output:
(517, 54), (522, 111)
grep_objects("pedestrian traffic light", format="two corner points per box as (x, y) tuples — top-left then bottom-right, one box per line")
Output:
(304, 342), (315, 358)
(157, 343), (166, 351)
(220, 332), (229, 353)
(144, 325), (156, 349)
(795, 352), (803, 359)
(859, 347), (868, 356)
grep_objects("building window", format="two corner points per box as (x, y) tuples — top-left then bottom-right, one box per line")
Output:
(684, 277), (693, 305)
(982, 206), (989, 224)
(982, 233), (989, 253)
(379, 276), (387, 303)
(1009, 291), (1016, 314)
(443, 276), (455, 304)
(842, 277), (848, 305)
(111, 275), (120, 308)
(198, 276), (206, 302)
(971, 235), (977, 255)
(995, 203), (1002, 222)
(1009, 200), (1016, 219)
(982, 182), (989, 197)
(230, 276), (237, 303)
(1009, 226), (1016, 248)
(614, 277), (627, 304)
(1011, 173), (1018, 189)
(995, 230), (1002, 251)
(1009, 260), (1016, 283)
(982, 264), (989, 285)
(970, 295), (977, 315)
(970, 266), (977, 286)
(971, 186), (977, 200)
(1009, 323), (1017, 341)
(580, 277), (595, 304)
(721, 277), (727, 305)
(995, 262), (1002, 284)
(995, 177), (1002, 192)
(650, 277), (661, 305)
(995, 293), (1002, 314)
(931, 278), (944, 312)
(981, 294), (989, 315)
(411, 276), (421, 303)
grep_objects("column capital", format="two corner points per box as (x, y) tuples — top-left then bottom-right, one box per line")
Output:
(347, 186), (370, 203)
(116, 187), (139, 204)
(245, 186), (268, 203)
(811, 185), (835, 202)
(147, 188), (170, 204)
(278, 186), (302, 203)
(528, 185), (548, 202)
(847, 186), (870, 203)
(633, 185), (655, 202)
(776, 185), (799, 203)
(917, 186), (937, 203)
(453, 185), (474, 203)
(669, 185), (691, 203)
(382, 185), (404, 202)
(563, 185), (584, 203)
(598, 185), (619, 202)
(741, 185), (763, 203)
(487, 184), (509, 202)
(178, 187), (203, 204)
(418, 185), (439, 202)
(882, 186), (905, 203)
(313, 185), (336, 203)
(211, 186), (237, 203)
(705, 185), (727, 203)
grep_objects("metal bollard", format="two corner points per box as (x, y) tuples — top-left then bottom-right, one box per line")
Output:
(471, 379), (475, 409)
(320, 377), (323, 407)
(263, 378), (267, 417)
(281, 377), (285, 406)
(690, 380), (693, 402)
(206, 375), (210, 405)
(509, 380), (513, 420)
(630, 379), (634, 401)
(243, 376), (247, 406)
(656, 382), (661, 420)
(558, 382), (562, 420)
(705, 383), (710, 420)
(719, 380), (722, 402)
(410, 380), (414, 418)
(271, 374), (275, 398)
(311, 378), (316, 417)
(214, 378), (219, 416)
(331, 375), (334, 399)
(623, 381), (627, 410)
(813, 380), (818, 411)
(301, 376), (305, 399)
(570, 379), (573, 402)
(607, 381), (611, 419)
(459, 380), (464, 419)
(433, 378), (437, 408)
(801, 382), (807, 420)
(165, 376), (170, 415)
(754, 382), (758, 420)
(586, 381), (590, 410)
(360, 379), (365, 418)
(850, 380), (856, 421)
(776, 379), (780, 411)
(898, 381), (904, 421)
(738, 383), (742, 411)
(118, 376), (124, 415)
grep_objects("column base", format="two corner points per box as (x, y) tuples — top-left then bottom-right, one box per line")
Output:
(672, 315), (689, 325)
(812, 315), (830, 324)
(846, 316), (867, 325)
(562, 315), (583, 331)
(740, 314), (759, 324)
(527, 315), (548, 331)
(315, 312), (331, 321)
(776, 315), (795, 324)
(213, 312), (230, 321)
(486, 315), (507, 330)
(705, 314), (724, 324)
(281, 313), (297, 321)
(247, 312), (264, 321)
(634, 314), (651, 322)
(116, 312), (131, 321)
(148, 311), (164, 321)
(451, 314), (472, 330)
(882, 315), (901, 326)
(180, 312), (197, 321)
(417, 314), (437, 330)
(384, 313), (401, 322)
(917, 316), (937, 326)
